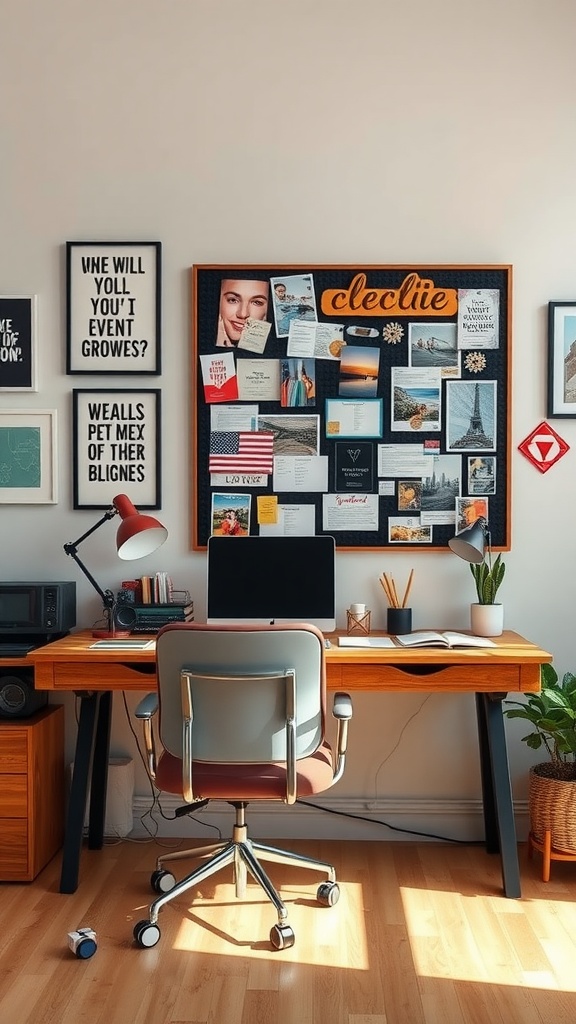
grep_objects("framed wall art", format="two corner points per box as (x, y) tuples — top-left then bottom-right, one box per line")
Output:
(0, 409), (57, 503)
(0, 295), (38, 391)
(72, 388), (161, 509)
(66, 241), (161, 375)
(547, 301), (576, 417)
(191, 265), (512, 551)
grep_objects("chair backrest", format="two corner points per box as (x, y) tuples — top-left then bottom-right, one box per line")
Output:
(155, 622), (327, 764)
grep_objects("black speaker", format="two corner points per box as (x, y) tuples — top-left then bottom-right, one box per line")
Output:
(0, 668), (48, 719)
(113, 604), (138, 630)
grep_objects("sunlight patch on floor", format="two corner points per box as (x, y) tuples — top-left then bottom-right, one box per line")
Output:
(171, 879), (369, 966)
(401, 886), (576, 992)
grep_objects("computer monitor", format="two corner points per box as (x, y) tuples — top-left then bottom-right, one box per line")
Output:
(206, 535), (336, 632)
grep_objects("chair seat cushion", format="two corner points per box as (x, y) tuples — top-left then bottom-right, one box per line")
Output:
(155, 741), (336, 800)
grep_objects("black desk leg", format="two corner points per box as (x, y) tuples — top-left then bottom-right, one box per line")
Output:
(475, 692), (521, 899)
(59, 692), (101, 894)
(88, 691), (112, 849)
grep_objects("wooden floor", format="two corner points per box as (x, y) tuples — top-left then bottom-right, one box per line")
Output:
(1, 838), (576, 1023)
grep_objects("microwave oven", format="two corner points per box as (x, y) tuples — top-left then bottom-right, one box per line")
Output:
(0, 582), (76, 637)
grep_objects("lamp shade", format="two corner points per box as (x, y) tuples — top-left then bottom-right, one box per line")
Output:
(113, 493), (168, 560)
(447, 516), (487, 564)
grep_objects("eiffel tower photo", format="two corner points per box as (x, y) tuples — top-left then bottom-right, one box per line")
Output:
(451, 382), (494, 449)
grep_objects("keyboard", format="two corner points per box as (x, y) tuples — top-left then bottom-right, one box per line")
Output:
(0, 643), (36, 657)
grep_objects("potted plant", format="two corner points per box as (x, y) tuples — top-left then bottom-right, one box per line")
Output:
(469, 551), (505, 636)
(504, 663), (576, 877)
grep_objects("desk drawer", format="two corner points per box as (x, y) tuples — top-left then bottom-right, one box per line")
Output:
(0, 820), (29, 878)
(0, 775), (27, 816)
(0, 730), (28, 771)
(337, 662), (522, 692)
(52, 661), (157, 691)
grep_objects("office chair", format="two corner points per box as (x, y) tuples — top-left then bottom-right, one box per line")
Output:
(132, 621), (353, 950)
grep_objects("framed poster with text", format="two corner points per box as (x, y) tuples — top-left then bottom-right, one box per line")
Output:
(0, 295), (37, 391)
(72, 388), (161, 509)
(66, 241), (161, 375)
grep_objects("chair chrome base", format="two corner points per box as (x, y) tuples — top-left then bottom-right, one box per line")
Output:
(137, 803), (339, 949)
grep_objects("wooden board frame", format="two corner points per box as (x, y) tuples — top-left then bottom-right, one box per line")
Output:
(191, 264), (512, 551)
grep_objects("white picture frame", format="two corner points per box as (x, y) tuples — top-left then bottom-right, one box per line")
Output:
(0, 409), (57, 503)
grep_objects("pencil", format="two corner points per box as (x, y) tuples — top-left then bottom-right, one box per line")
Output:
(381, 573), (397, 607)
(389, 576), (400, 609)
(402, 569), (414, 609)
(379, 574), (395, 607)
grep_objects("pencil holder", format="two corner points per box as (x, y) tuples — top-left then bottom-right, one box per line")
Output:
(347, 608), (371, 635)
(387, 607), (412, 634)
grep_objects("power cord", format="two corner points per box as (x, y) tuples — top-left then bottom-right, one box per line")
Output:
(121, 691), (223, 844)
(296, 797), (479, 845)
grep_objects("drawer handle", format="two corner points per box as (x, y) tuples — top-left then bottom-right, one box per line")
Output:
(393, 664), (451, 675)
(123, 663), (157, 675)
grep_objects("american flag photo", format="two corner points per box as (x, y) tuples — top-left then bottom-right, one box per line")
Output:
(208, 430), (274, 475)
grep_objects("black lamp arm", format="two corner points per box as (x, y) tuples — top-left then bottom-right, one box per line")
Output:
(63, 506), (119, 609)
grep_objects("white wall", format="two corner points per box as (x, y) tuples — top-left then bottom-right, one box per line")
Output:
(3, 0), (576, 838)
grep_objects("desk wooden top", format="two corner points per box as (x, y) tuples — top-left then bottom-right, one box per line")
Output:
(24, 628), (552, 695)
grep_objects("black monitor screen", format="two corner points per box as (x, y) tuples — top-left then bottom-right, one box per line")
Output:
(207, 535), (336, 632)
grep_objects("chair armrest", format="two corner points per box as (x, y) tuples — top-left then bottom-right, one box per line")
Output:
(332, 691), (352, 721)
(135, 693), (159, 719)
(331, 691), (352, 784)
(134, 693), (158, 779)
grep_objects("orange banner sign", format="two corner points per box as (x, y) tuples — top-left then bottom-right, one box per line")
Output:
(320, 272), (458, 318)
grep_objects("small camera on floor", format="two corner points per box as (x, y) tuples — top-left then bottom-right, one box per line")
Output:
(67, 928), (97, 959)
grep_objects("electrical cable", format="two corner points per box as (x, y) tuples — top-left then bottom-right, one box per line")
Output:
(121, 691), (222, 843)
(296, 797), (480, 845)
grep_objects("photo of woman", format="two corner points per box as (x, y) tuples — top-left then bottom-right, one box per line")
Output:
(215, 279), (270, 347)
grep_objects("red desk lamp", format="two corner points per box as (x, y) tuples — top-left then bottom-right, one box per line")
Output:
(64, 493), (168, 637)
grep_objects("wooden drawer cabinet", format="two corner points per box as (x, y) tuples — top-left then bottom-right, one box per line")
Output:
(0, 705), (65, 882)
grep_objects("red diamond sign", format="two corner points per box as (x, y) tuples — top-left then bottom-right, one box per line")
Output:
(518, 421), (570, 473)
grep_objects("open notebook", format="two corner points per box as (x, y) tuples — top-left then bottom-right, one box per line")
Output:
(394, 631), (496, 648)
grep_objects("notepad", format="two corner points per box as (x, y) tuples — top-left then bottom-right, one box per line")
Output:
(338, 636), (396, 648)
(90, 639), (156, 650)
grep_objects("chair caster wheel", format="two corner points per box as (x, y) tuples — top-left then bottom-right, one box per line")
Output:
(133, 920), (161, 948)
(317, 881), (340, 906)
(151, 869), (176, 894)
(270, 923), (295, 950)
(68, 927), (97, 958)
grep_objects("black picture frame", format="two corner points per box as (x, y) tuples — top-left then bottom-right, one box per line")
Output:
(0, 295), (37, 391)
(66, 241), (161, 375)
(547, 301), (576, 417)
(72, 388), (161, 509)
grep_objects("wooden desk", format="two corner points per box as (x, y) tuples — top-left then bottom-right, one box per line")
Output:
(30, 629), (551, 898)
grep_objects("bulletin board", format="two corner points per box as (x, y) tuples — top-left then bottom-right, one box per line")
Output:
(191, 265), (512, 551)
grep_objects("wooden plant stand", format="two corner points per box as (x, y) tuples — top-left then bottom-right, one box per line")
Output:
(528, 829), (576, 882)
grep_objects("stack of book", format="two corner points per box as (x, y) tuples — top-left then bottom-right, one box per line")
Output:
(129, 599), (194, 633)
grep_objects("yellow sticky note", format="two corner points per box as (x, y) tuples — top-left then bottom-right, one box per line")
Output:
(257, 496), (278, 524)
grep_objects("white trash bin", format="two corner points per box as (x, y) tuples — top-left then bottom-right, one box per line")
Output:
(69, 756), (135, 838)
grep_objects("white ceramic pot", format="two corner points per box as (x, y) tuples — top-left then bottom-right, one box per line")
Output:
(470, 602), (503, 637)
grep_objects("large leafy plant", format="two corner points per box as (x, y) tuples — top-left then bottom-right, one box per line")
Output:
(470, 552), (505, 604)
(504, 663), (576, 764)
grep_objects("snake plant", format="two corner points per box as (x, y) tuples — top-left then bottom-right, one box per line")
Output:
(470, 552), (505, 604)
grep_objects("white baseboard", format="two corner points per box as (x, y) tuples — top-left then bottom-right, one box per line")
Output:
(129, 795), (530, 842)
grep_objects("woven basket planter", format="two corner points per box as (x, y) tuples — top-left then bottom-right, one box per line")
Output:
(529, 762), (576, 853)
